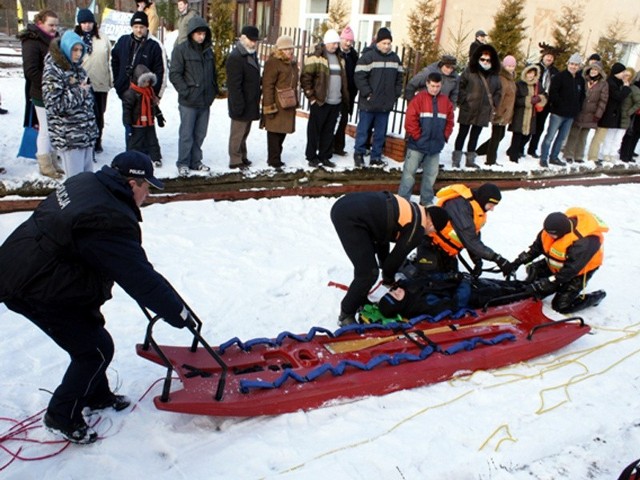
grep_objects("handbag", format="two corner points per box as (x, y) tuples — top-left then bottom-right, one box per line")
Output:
(17, 105), (38, 160)
(276, 69), (298, 109)
(276, 87), (297, 109)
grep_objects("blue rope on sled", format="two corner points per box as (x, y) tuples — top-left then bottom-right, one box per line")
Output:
(238, 332), (516, 393)
(218, 307), (476, 354)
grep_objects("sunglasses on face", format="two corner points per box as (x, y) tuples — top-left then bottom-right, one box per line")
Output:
(479, 57), (491, 63)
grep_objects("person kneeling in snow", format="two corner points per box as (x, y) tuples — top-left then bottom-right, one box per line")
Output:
(0, 151), (194, 445)
(506, 207), (608, 313)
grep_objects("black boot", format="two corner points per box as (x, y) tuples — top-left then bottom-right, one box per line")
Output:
(562, 290), (606, 313)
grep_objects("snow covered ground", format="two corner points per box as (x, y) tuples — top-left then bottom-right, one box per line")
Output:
(1, 50), (640, 479)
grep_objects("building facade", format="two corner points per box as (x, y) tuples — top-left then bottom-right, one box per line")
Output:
(279, 0), (640, 69)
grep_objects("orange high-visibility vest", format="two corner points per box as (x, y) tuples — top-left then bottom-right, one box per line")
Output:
(432, 184), (486, 255)
(540, 207), (608, 275)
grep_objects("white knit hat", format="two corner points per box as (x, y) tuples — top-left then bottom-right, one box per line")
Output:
(323, 29), (340, 45)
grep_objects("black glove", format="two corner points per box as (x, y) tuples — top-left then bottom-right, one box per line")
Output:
(493, 254), (514, 277)
(471, 260), (483, 278)
(156, 113), (166, 128)
(165, 308), (196, 329)
(527, 277), (555, 296)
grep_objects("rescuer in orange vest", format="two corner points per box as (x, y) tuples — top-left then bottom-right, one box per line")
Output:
(330, 191), (450, 326)
(506, 207), (607, 313)
(434, 183), (512, 277)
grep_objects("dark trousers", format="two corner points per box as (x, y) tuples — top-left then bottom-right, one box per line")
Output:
(92, 91), (108, 141)
(507, 132), (528, 162)
(330, 194), (392, 315)
(525, 107), (550, 155)
(527, 260), (596, 313)
(267, 131), (287, 166)
(5, 299), (114, 425)
(128, 125), (162, 162)
(333, 101), (354, 153)
(476, 124), (506, 164)
(306, 102), (341, 161)
(454, 124), (483, 152)
(620, 116), (640, 161)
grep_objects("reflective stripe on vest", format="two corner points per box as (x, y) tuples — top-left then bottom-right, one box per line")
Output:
(541, 207), (607, 275)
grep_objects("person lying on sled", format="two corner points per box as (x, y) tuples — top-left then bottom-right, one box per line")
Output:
(330, 191), (450, 327)
(434, 182), (512, 278)
(505, 207), (608, 313)
(377, 235), (530, 319)
(377, 274), (529, 319)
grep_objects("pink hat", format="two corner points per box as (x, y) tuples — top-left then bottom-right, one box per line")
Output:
(502, 55), (517, 67)
(340, 26), (355, 41)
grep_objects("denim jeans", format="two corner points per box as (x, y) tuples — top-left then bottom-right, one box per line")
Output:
(354, 110), (390, 159)
(398, 148), (440, 205)
(540, 114), (574, 162)
(178, 104), (210, 169)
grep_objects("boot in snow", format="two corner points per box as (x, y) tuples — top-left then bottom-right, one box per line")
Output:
(465, 151), (480, 169)
(451, 150), (463, 168)
(51, 152), (65, 174)
(37, 153), (63, 179)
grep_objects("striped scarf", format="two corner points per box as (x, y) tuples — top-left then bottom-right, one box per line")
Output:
(129, 82), (155, 127)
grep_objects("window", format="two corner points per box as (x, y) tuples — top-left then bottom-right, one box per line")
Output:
(308, 0), (329, 14)
(361, 0), (393, 15)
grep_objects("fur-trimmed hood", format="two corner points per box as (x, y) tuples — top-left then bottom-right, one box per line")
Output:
(131, 63), (157, 87)
(520, 64), (541, 85)
(583, 61), (605, 81)
(48, 37), (73, 71)
(468, 43), (500, 75)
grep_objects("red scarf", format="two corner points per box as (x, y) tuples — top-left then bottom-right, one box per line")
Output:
(129, 82), (155, 127)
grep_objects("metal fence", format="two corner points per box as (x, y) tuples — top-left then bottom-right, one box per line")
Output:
(258, 26), (424, 137)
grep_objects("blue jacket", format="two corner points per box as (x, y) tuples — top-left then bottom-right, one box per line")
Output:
(0, 167), (184, 324)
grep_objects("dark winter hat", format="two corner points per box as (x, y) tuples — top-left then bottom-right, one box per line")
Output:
(77, 9), (96, 24)
(426, 206), (449, 232)
(588, 53), (602, 62)
(112, 151), (164, 190)
(439, 54), (457, 67)
(610, 62), (626, 75)
(376, 27), (392, 43)
(378, 292), (407, 318)
(241, 25), (260, 41)
(475, 30), (487, 37)
(543, 212), (572, 237)
(130, 11), (149, 27)
(474, 183), (501, 208)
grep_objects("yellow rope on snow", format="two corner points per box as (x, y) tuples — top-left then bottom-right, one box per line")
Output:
(478, 424), (517, 452)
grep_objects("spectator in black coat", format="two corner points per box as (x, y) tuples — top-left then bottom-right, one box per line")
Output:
(17, 9), (63, 178)
(0, 151), (193, 444)
(170, 16), (218, 176)
(539, 53), (585, 167)
(111, 12), (165, 100)
(333, 26), (359, 156)
(226, 26), (261, 169)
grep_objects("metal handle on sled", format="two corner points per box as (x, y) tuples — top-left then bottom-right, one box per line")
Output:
(138, 297), (228, 403)
(526, 316), (585, 340)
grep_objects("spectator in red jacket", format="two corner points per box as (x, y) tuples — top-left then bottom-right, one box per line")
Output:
(398, 72), (454, 206)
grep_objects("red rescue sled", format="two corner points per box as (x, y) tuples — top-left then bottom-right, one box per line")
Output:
(135, 298), (590, 417)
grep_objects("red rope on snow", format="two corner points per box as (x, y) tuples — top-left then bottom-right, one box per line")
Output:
(0, 376), (176, 471)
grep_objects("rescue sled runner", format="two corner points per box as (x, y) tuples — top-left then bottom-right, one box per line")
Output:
(135, 298), (590, 417)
